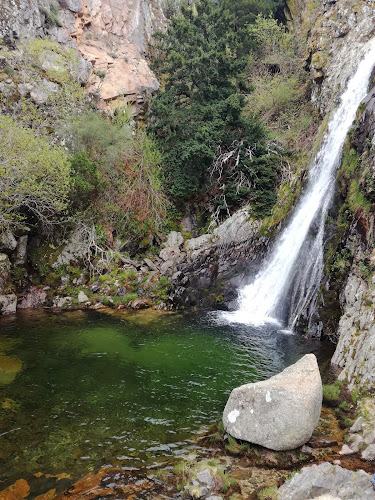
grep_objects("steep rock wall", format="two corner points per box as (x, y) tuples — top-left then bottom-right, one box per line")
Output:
(287, 0), (375, 114)
(0, 0), (166, 112)
(328, 87), (375, 392)
(308, 0), (375, 113)
(73, 0), (163, 111)
(166, 209), (269, 309)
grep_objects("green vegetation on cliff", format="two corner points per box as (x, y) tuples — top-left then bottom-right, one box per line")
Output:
(0, 39), (169, 247)
(149, 0), (295, 217)
(0, 0), (312, 257)
(0, 116), (70, 232)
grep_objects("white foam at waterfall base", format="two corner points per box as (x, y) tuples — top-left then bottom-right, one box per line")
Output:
(221, 37), (375, 328)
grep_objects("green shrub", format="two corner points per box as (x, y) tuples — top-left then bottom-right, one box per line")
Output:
(65, 112), (132, 165)
(343, 417), (354, 428)
(322, 383), (341, 404)
(359, 261), (372, 279)
(101, 296), (113, 307)
(39, 4), (62, 27)
(339, 401), (351, 412)
(94, 70), (106, 79)
(123, 293), (138, 305)
(257, 486), (278, 499)
(0, 116), (70, 232)
(68, 118), (170, 244)
(225, 435), (244, 454)
(3, 65), (15, 77)
(69, 152), (99, 211)
(351, 389), (359, 406)
(149, 0), (279, 216)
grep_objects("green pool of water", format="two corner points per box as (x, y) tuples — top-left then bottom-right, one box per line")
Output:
(0, 309), (334, 490)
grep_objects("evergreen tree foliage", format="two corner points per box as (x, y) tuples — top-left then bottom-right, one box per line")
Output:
(223, 0), (282, 31)
(149, 0), (280, 216)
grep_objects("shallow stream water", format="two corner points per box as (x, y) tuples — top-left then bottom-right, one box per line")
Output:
(0, 309), (334, 492)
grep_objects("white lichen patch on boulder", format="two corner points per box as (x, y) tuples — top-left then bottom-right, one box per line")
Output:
(223, 354), (322, 451)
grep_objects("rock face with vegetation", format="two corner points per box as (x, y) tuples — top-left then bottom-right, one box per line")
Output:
(287, 0), (375, 114)
(341, 398), (375, 460)
(0, 0), (167, 112)
(223, 354), (322, 451)
(72, 0), (165, 112)
(278, 462), (374, 500)
(313, 83), (375, 393)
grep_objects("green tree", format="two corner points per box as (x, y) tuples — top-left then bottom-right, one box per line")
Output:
(223, 0), (282, 31)
(63, 112), (133, 167)
(0, 116), (70, 232)
(149, 0), (279, 215)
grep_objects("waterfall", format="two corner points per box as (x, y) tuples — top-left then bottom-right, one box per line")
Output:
(222, 38), (375, 328)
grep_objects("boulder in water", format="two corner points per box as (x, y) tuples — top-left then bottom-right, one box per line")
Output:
(223, 354), (322, 451)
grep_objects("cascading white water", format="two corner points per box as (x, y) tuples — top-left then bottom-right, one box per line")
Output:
(223, 38), (375, 327)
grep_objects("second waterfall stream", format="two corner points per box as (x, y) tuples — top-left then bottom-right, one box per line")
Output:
(222, 37), (375, 329)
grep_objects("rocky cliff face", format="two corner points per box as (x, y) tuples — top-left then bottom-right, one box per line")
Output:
(307, 0), (375, 113)
(0, 0), (166, 112)
(72, 0), (164, 112)
(165, 209), (269, 309)
(287, 0), (375, 114)
(328, 87), (375, 393)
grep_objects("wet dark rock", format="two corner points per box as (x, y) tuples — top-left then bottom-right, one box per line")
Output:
(353, 86), (375, 154)
(308, 436), (338, 448)
(18, 286), (47, 309)
(129, 299), (150, 310)
(56, 468), (160, 499)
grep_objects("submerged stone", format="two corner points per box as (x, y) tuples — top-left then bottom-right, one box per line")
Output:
(1, 397), (19, 411)
(0, 354), (23, 385)
(0, 478), (30, 499)
(223, 354), (322, 451)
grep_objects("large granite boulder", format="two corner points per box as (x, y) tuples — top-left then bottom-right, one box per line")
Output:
(223, 354), (322, 451)
(278, 462), (374, 500)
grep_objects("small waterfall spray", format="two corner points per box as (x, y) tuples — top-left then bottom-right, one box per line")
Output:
(222, 38), (375, 328)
